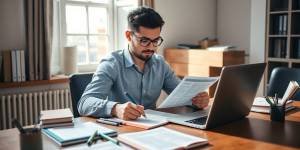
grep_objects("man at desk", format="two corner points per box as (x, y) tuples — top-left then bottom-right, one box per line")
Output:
(77, 7), (209, 120)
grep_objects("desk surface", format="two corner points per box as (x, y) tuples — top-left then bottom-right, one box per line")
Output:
(1, 102), (300, 150)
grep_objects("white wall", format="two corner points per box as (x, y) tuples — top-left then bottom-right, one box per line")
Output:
(155, 0), (217, 54)
(250, 0), (266, 64)
(217, 0), (251, 63)
(0, 0), (26, 50)
(250, 0), (267, 96)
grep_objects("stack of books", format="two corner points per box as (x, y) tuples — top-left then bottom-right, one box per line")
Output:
(40, 108), (74, 128)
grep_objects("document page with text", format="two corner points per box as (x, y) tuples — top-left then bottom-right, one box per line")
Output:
(159, 76), (219, 108)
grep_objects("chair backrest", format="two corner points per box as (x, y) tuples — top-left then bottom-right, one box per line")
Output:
(267, 67), (300, 100)
(69, 73), (94, 117)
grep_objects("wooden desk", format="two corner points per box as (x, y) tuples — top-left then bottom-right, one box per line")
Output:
(1, 102), (300, 150)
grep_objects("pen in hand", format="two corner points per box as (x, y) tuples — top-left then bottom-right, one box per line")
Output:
(124, 92), (147, 118)
(12, 118), (25, 134)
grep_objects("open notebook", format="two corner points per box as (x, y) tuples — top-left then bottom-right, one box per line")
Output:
(108, 113), (168, 129)
(118, 127), (208, 150)
(42, 122), (117, 146)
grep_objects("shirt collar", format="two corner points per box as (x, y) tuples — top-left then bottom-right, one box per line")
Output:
(124, 49), (135, 68)
(123, 49), (156, 68)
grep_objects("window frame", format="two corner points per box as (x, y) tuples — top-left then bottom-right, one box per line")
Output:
(60, 0), (114, 72)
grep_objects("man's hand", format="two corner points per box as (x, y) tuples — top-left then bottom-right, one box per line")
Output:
(111, 102), (145, 120)
(192, 92), (210, 109)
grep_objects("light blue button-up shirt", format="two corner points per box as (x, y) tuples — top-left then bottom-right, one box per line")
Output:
(77, 49), (180, 117)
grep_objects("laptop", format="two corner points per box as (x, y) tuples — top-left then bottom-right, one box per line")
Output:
(148, 63), (266, 129)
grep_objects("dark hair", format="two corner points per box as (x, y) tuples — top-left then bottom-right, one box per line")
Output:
(127, 7), (165, 32)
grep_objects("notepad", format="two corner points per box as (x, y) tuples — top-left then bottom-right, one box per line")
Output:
(42, 122), (117, 146)
(111, 113), (168, 129)
(118, 127), (208, 150)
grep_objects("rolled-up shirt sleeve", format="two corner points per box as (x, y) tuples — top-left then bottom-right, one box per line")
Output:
(77, 58), (118, 118)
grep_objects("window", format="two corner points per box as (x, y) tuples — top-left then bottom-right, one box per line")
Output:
(60, 0), (137, 72)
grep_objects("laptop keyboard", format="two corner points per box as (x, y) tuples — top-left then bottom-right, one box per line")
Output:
(185, 116), (208, 125)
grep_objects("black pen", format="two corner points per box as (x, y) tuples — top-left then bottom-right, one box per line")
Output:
(96, 119), (120, 126)
(12, 119), (25, 134)
(99, 118), (123, 125)
(124, 92), (147, 118)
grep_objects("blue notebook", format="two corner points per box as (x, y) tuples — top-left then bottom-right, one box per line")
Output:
(42, 122), (117, 146)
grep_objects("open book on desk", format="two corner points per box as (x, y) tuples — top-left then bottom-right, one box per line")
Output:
(158, 76), (219, 108)
(118, 127), (208, 150)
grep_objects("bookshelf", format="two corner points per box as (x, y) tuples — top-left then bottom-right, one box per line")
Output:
(265, 0), (300, 91)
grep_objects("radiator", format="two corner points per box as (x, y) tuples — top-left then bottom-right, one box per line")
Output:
(0, 89), (72, 130)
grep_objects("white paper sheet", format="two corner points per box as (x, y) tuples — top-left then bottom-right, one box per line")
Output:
(158, 76), (219, 108)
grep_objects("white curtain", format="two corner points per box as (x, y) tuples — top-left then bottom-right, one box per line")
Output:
(51, 0), (62, 75)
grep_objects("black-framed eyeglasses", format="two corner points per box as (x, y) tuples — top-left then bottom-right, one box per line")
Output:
(131, 32), (164, 47)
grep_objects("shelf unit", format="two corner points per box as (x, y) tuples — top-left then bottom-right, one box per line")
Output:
(265, 0), (300, 92)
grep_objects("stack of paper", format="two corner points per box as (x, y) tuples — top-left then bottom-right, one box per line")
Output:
(251, 81), (299, 113)
(251, 97), (294, 113)
(207, 45), (235, 51)
(40, 108), (74, 128)
(42, 122), (117, 146)
(118, 127), (208, 150)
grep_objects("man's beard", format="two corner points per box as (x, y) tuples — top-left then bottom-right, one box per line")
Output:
(132, 50), (154, 61)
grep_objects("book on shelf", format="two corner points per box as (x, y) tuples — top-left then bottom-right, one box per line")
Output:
(272, 38), (286, 58)
(40, 108), (74, 128)
(11, 49), (18, 82)
(297, 38), (300, 58)
(16, 49), (21, 82)
(2, 50), (12, 82)
(20, 50), (26, 81)
(118, 127), (208, 150)
(273, 15), (288, 35)
(42, 122), (117, 146)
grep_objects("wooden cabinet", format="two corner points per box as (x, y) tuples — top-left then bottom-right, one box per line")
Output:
(164, 48), (245, 97)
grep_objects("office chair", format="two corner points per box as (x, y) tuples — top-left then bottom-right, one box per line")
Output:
(267, 67), (300, 101)
(69, 73), (94, 117)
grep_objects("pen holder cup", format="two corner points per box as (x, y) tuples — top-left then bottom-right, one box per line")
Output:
(19, 128), (43, 150)
(270, 104), (286, 122)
